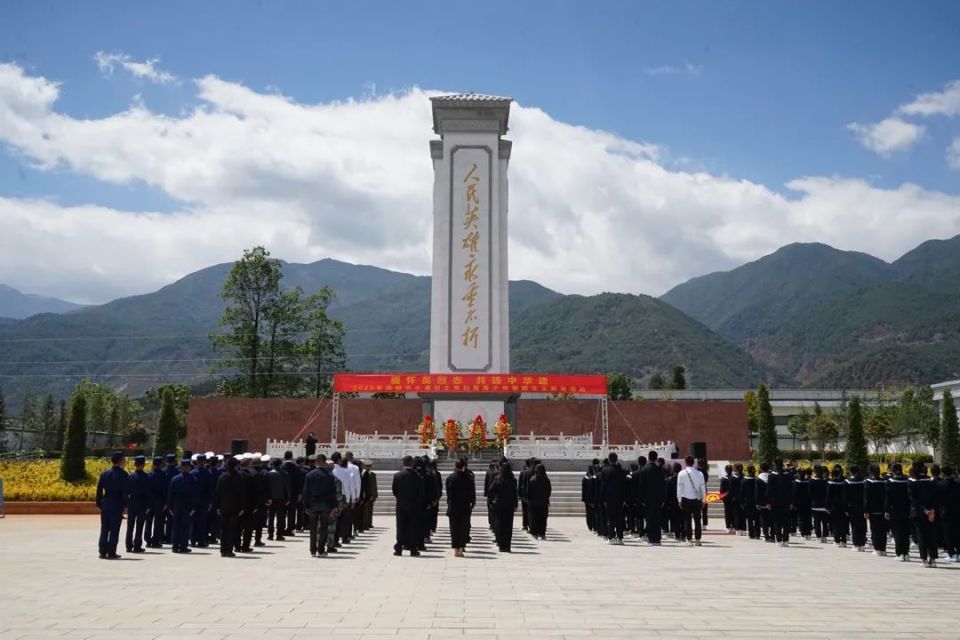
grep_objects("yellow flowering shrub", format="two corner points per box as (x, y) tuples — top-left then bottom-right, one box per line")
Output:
(0, 458), (142, 502)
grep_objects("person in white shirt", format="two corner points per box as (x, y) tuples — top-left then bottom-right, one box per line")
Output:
(677, 455), (707, 546)
(330, 452), (357, 545)
(344, 451), (362, 538)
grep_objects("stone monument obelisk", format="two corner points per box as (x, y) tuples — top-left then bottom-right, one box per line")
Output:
(428, 93), (512, 429)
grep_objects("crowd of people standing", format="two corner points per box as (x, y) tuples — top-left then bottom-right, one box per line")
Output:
(94, 448), (378, 559)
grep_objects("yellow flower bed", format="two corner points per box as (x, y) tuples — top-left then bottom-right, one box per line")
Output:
(0, 458), (141, 502)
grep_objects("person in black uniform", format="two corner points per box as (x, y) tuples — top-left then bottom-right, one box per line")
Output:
(491, 461), (519, 552)
(885, 462), (911, 561)
(125, 455), (149, 554)
(189, 454), (212, 548)
(639, 451), (665, 545)
(632, 458), (646, 538)
(393, 455), (423, 556)
(305, 432), (318, 458)
(809, 465), (830, 543)
(793, 467), (812, 540)
(698, 458), (710, 529)
(527, 463), (552, 540)
(253, 455), (271, 547)
(281, 451), (300, 537)
(625, 462), (639, 536)
(600, 453), (627, 544)
(940, 465), (960, 562)
(826, 464), (848, 547)
(425, 457), (442, 540)
(267, 458), (288, 541)
(665, 463), (681, 541)
(162, 453), (177, 544)
(844, 465), (867, 551)
(96, 451), (128, 559)
(908, 461), (939, 568)
(206, 453), (223, 545)
(214, 456), (245, 558)
(446, 458), (475, 556)
(730, 463), (746, 536)
(518, 458), (532, 533)
(361, 461), (379, 531)
(581, 464), (597, 532)
(864, 463), (888, 556)
(484, 461), (498, 531)
(303, 453), (337, 557)
(145, 456), (166, 548)
(720, 465), (734, 533)
(741, 465), (759, 539)
(756, 462), (772, 542)
(167, 459), (196, 554)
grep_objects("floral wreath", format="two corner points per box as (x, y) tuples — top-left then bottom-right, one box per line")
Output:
(417, 415), (435, 448)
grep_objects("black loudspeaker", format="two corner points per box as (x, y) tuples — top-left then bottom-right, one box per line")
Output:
(691, 441), (707, 460)
(231, 439), (248, 455)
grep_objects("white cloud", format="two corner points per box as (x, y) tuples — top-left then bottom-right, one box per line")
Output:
(642, 63), (702, 77)
(898, 80), (960, 118)
(949, 138), (960, 170)
(0, 62), (959, 304)
(847, 117), (925, 156)
(94, 51), (177, 85)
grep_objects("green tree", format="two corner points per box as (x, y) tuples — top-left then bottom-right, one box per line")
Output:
(212, 246), (283, 397)
(55, 399), (67, 451)
(756, 383), (779, 463)
(19, 386), (39, 450)
(87, 386), (108, 448)
(261, 287), (308, 397)
(146, 384), (190, 441)
(60, 394), (87, 482)
(744, 390), (760, 435)
(153, 387), (180, 457)
(0, 386), (7, 453)
(303, 287), (346, 398)
(40, 393), (57, 451)
(940, 390), (960, 469)
(107, 403), (120, 448)
(606, 373), (632, 401)
(648, 372), (666, 390)
(670, 365), (687, 390)
(916, 386), (941, 455)
(845, 396), (869, 471)
(807, 402), (838, 459)
(864, 406), (893, 460)
(786, 406), (810, 451)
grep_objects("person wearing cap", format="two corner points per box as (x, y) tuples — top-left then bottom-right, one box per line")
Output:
(238, 454), (261, 553)
(96, 451), (129, 559)
(146, 456), (166, 548)
(253, 454), (272, 547)
(207, 453), (223, 545)
(162, 453), (178, 544)
(167, 459), (197, 553)
(190, 454), (213, 548)
(125, 455), (150, 554)
(214, 456), (246, 557)
(281, 451), (301, 538)
(303, 453), (337, 557)
(267, 457), (289, 541)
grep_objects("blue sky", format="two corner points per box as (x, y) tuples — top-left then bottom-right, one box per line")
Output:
(0, 1), (958, 302)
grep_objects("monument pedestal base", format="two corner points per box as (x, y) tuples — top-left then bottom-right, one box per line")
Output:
(420, 394), (517, 437)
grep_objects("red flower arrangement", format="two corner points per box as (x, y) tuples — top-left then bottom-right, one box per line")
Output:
(443, 418), (462, 451)
(468, 415), (486, 452)
(494, 414), (511, 447)
(417, 415), (436, 448)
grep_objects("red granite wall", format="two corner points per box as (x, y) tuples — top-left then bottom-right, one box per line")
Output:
(187, 397), (749, 460)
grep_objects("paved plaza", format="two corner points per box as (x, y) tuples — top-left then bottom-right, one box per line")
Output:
(1, 515), (957, 640)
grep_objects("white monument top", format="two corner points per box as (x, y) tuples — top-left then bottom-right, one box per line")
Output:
(431, 93), (513, 135)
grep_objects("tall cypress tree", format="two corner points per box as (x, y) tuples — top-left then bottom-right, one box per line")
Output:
(756, 383), (779, 463)
(153, 387), (179, 457)
(61, 394), (88, 482)
(55, 399), (67, 451)
(845, 396), (869, 471)
(940, 390), (960, 469)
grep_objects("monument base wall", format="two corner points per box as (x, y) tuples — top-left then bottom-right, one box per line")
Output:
(187, 397), (749, 460)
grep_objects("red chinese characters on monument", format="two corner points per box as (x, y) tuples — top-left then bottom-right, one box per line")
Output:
(333, 373), (607, 396)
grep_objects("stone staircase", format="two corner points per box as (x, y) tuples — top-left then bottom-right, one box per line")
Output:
(370, 470), (723, 518)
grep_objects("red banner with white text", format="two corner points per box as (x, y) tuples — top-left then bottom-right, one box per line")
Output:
(333, 373), (608, 396)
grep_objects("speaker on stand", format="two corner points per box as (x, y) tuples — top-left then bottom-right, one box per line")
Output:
(231, 439), (248, 455)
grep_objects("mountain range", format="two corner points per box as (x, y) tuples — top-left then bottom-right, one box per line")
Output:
(0, 284), (83, 319)
(1, 234), (958, 410)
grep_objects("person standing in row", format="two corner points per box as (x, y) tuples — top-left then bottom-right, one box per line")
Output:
(766, 458), (794, 547)
(638, 451), (665, 545)
(939, 465), (960, 562)
(446, 458), (476, 557)
(267, 458), (288, 541)
(189, 454), (212, 548)
(843, 465), (867, 552)
(741, 465), (760, 539)
(908, 461), (939, 568)
(162, 453), (177, 544)
(96, 451), (128, 559)
(491, 461), (519, 552)
(125, 455), (150, 554)
(600, 453), (627, 545)
(281, 452), (301, 538)
(885, 462), (912, 561)
(519, 458), (532, 533)
(360, 460), (378, 532)
(214, 456), (244, 558)
(392, 455), (423, 556)
(484, 461), (498, 531)
(720, 465), (734, 533)
(237, 455), (260, 553)
(146, 456), (167, 548)
(677, 455), (706, 546)
(207, 453), (223, 545)
(581, 464), (598, 533)
(730, 463), (746, 535)
(303, 453), (337, 558)
(826, 465), (848, 547)
(864, 464), (888, 556)
(809, 465), (830, 543)
(527, 463), (552, 540)
(167, 459), (196, 554)
(793, 468), (812, 540)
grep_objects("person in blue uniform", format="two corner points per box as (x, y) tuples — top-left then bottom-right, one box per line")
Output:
(167, 459), (197, 553)
(125, 455), (150, 553)
(190, 454), (213, 548)
(162, 453), (178, 544)
(145, 456), (166, 548)
(96, 451), (129, 559)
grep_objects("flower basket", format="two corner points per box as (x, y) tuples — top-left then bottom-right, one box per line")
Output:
(468, 415), (486, 453)
(417, 415), (436, 448)
(494, 414), (511, 449)
(443, 418), (463, 459)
